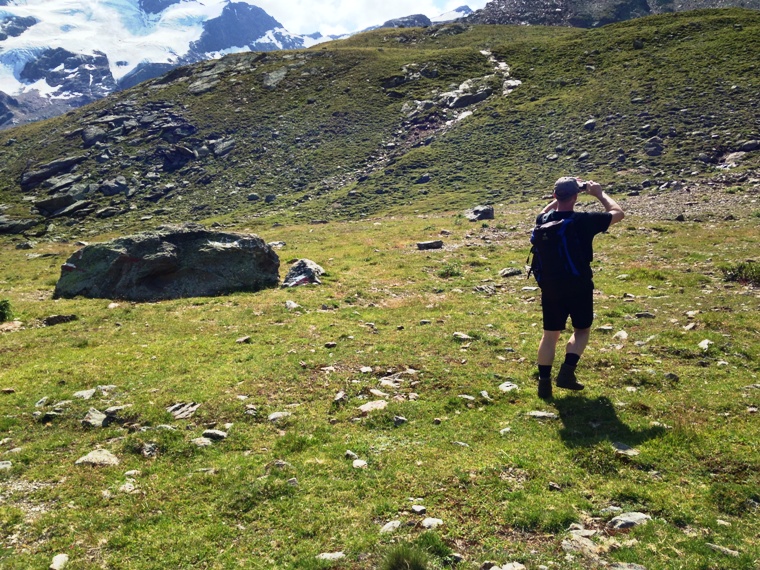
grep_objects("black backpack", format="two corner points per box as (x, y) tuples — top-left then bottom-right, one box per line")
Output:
(527, 213), (585, 286)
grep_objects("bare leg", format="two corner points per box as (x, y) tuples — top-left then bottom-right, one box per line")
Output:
(566, 327), (590, 357)
(538, 330), (562, 365)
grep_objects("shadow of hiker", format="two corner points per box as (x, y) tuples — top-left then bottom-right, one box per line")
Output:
(554, 394), (666, 449)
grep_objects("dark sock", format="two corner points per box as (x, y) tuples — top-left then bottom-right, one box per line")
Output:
(564, 353), (581, 367)
(538, 365), (552, 380)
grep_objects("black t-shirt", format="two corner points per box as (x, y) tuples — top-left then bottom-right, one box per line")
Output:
(535, 210), (612, 282)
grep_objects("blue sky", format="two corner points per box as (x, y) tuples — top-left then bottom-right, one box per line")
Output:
(253, 0), (489, 36)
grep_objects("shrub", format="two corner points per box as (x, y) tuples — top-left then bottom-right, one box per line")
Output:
(380, 544), (429, 570)
(0, 299), (12, 323)
(721, 261), (760, 286)
(437, 262), (462, 278)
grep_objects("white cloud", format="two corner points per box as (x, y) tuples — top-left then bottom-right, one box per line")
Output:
(251, 0), (489, 36)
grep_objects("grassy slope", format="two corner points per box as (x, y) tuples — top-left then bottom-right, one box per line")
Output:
(0, 8), (759, 570)
(0, 10), (757, 234)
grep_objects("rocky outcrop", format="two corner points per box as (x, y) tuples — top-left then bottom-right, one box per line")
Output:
(468, 0), (760, 28)
(19, 48), (116, 103)
(0, 215), (39, 235)
(21, 155), (88, 190)
(54, 225), (280, 301)
(381, 15), (433, 28)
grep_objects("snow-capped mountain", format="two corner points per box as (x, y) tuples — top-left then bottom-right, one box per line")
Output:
(0, 0), (313, 126)
(0, 1), (474, 128)
(430, 5), (473, 23)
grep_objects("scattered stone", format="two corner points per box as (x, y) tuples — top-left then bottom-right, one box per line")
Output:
(0, 461), (11, 470)
(380, 520), (401, 534)
(465, 205), (494, 221)
(167, 402), (200, 419)
(419, 319), (431, 325)
(393, 416), (408, 427)
(202, 429), (227, 441)
(345, 450), (359, 460)
(286, 477), (298, 487)
(82, 408), (109, 428)
(76, 449), (119, 466)
(285, 300), (300, 310)
(268, 411), (291, 422)
(50, 553), (69, 570)
(606, 512), (651, 532)
(192, 437), (213, 447)
(706, 543), (739, 557)
(316, 552), (345, 561)
(421, 517), (443, 529)
(35, 396), (49, 407)
(73, 388), (97, 400)
(358, 400), (387, 415)
(498, 381), (519, 392)
(499, 267), (522, 278)
(613, 330), (629, 341)
(282, 259), (324, 287)
(325, 341), (337, 349)
(609, 564), (648, 570)
(597, 324), (614, 333)
(141, 443), (158, 457)
(452, 441), (470, 448)
(562, 535), (602, 558)
(43, 314), (78, 326)
(600, 506), (623, 515)
(698, 339), (713, 350)
(1, 388), (15, 394)
(500, 427), (511, 435)
(353, 459), (368, 469)
(635, 312), (655, 319)
(417, 240), (444, 250)
(453, 332), (472, 341)
(119, 480), (138, 494)
(412, 505), (427, 514)
(236, 336), (251, 344)
(501, 564), (526, 570)
(612, 442), (640, 457)
(583, 119), (597, 130)
(333, 391), (347, 405)
(527, 411), (558, 420)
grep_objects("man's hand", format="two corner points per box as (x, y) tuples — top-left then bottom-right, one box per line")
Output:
(585, 181), (603, 198)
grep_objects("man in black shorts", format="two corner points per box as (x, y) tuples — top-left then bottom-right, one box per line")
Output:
(536, 177), (625, 399)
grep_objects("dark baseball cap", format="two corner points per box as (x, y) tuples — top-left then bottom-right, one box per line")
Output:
(554, 177), (581, 200)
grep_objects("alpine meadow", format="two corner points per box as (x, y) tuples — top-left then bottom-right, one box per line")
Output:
(0, 8), (758, 570)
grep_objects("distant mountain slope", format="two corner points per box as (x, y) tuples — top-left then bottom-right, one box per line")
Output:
(468, 0), (760, 27)
(0, 9), (758, 240)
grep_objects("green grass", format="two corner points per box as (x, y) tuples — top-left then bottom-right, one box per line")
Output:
(0, 195), (758, 569)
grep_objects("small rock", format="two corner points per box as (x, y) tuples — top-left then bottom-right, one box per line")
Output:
(353, 459), (368, 469)
(417, 240), (444, 250)
(358, 400), (387, 415)
(202, 429), (227, 441)
(287, 477), (299, 487)
(73, 389), (96, 400)
(453, 332), (472, 341)
(167, 402), (200, 419)
(562, 535), (601, 557)
(345, 450), (358, 460)
(141, 443), (158, 457)
(606, 512), (651, 532)
(548, 481), (562, 491)
(236, 336), (251, 344)
(393, 416), (408, 427)
(419, 319), (431, 325)
(421, 517), (443, 529)
(698, 339), (713, 350)
(612, 330), (628, 341)
(50, 553), (69, 570)
(35, 396), (49, 407)
(635, 312), (655, 319)
(412, 505), (427, 514)
(192, 437), (213, 447)
(380, 520), (401, 534)
(333, 391), (347, 404)
(706, 543), (740, 557)
(325, 341), (337, 349)
(268, 412), (291, 422)
(527, 411), (558, 419)
(499, 268), (522, 278)
(316, 552), (345, 561)
(0, 461), (11, 470)
(360, 366), (373, 373)
(612, 442), (640, 457)
(75, 449), (119, 466)
(498, 382), (519, 392)
(82, 408), (109, 428)
(502, 563), (527, 570)
(609, 564), (648, 570)
(499, 427), (511, 435)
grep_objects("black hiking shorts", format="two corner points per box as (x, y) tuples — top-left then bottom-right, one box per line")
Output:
(540, 280), (594, 331)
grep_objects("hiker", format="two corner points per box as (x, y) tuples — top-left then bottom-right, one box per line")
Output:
(531, 177), (625, 399)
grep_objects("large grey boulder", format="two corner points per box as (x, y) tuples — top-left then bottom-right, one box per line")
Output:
(466, 205), (495, 221)
(0, 215), (39, 234)
(53, 225), (280, 301)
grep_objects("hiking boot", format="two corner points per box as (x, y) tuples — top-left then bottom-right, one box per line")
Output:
(537, 377), (553, 400)
(555, 363), (585, 391)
